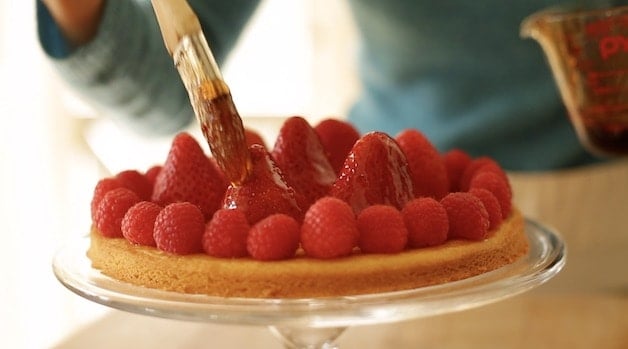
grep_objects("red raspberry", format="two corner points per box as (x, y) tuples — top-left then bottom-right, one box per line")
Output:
(440, 192), (489, 240)
(468, 171), (512, 218)
(459, 157), (509, 191)
(91, 177), (123, 221)
(121, 201), (162, 246)
(115, 169), (153, 201)
(95, 188), (141, 238)
(313, 118), (361, 174)
(154, 202), (205, 255)
(203, 208), (250, 258)
(442, 149), (472, 192)
(395, 129), (449, 199)
(469, 188), (503, 231)
(247, 214), (300, 261)
(357, 205), (408, 253)
(301, 197), (359, 259)
(402, 197), (449, 248)
(152, 133), (228, 220)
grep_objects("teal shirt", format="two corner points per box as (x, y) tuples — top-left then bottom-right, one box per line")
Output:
(37, 0), (620, 170)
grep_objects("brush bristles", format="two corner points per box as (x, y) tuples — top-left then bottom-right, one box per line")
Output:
(151, 0), (202, 55)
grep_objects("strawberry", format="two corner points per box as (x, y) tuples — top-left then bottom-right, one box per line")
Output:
(271, 117), (336, 209)
(247, 214), (301, 261)
(395, 129), (449, 199)
(330, 132), (414, 214)
(153, 202), (205, 255)
(442, 149), (472, 192)
(144, 165), (162, 188)
(115, 169), (153, 201)
(357, 205), (408, 253)
(402, 197), (449, 248)
(313, 118), (360, 174)
(245, 128), (267, 149)
(440, 192), (489, 240)
(121, 201), (162, 246)
(152, 132), (228, 220)
(301, 197), (359, 259)
(223, 144), (303, 224)
(94, 187), (141, 238)
(203, 208), (250, 258)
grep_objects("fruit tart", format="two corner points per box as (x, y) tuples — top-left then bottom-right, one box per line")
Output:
(87, 117), (528, 298)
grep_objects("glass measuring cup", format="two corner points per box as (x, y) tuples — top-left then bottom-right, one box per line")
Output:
(522, 6), (628, 156)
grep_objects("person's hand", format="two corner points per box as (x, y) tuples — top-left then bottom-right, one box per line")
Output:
(41, 0), (106, 45)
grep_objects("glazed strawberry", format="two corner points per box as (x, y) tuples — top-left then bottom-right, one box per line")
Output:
(330, 132), (414, 214)
(115, 169), (153, 201)
(94, 187), (141, 238)
(203, 208), (250, 258)
(357, 205), (408, 253)
(468, 171), (512, 218)
(395, 129), (449, 199)
(442, 149), (472, 192)
(469, 188), (503, 230)
(91, 177), (123, 221)
(313, 118), (361, 174)
(121, 201), (162, 246)
(402, 197), (449, 248)
(440, 192), (489, 240)
(271, 117), (336, 209)
(154, 202), (205, 255)
(152, 133), (228, 220)
(247, 214), (301, 261)
(301, 197), (359, 259)
(245, 128), (267, 149)
(223, 144), (303, 224)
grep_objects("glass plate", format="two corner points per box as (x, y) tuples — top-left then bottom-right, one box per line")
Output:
(53, 218), (565, 328)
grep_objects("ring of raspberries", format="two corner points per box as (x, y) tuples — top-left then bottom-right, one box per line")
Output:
(91, 117), (512, 261)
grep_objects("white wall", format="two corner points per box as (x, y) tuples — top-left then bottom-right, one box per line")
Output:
(0, 1), (357, 347)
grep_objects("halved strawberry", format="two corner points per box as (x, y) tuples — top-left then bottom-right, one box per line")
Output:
(223, 144), (303, 224)
(395, 129), (449, 199)
(313, 118), (360, 174)
(330, 132), (414, 214)
(151, 133), (228, 220)
(271, 117), (336, 209)
(245, 128), (267, 149)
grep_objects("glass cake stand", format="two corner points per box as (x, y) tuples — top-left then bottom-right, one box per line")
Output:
(53, 218), (565, 349)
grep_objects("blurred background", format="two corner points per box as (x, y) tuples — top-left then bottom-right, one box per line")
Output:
(0, 1), (358, 347)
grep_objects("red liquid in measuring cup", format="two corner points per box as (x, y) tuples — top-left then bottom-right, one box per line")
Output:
(582, 117), (628, 155)
(551, 14), (628, 155)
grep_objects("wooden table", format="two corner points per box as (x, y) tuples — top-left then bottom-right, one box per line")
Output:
(55, 159), (628, 348)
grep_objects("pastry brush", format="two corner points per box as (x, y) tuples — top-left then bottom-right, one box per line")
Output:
(150, 0), (251, 185)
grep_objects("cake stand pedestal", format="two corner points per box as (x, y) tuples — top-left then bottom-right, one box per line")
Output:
(53, 218), (565, 349)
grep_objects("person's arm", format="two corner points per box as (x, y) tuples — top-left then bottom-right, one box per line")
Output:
(37, 0), (261, 135)
(40, 0), (104, 46)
